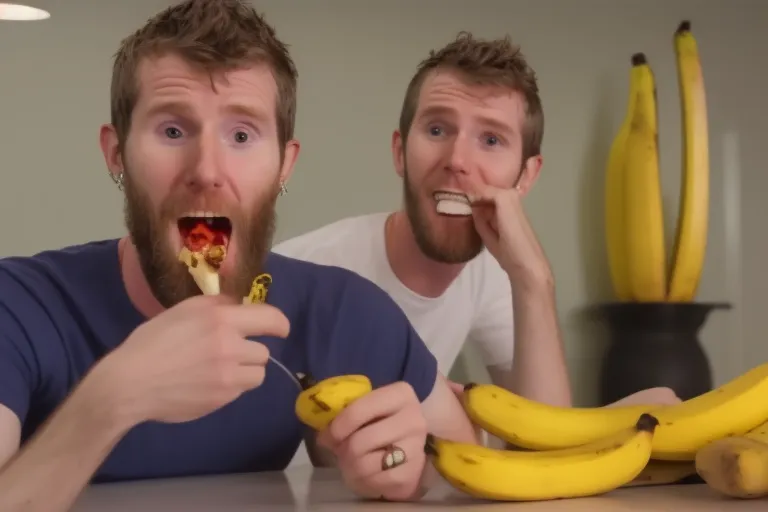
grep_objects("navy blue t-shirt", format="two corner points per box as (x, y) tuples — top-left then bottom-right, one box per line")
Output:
(0, 239), (437, 482)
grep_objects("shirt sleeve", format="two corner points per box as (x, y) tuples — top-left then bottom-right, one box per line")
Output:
(466, 255), (516, 368)
(0, 300), (37, 423)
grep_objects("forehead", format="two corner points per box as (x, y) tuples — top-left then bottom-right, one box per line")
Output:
(133, 53), (278, 117)
(415, 69), (525, 130)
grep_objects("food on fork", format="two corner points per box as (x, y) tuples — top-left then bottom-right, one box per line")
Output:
(177, 212), (231, 296)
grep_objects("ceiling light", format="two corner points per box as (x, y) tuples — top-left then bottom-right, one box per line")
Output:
(0, 3), (50, 21)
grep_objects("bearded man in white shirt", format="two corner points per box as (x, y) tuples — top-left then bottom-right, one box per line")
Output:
(274, 32), (679, 415)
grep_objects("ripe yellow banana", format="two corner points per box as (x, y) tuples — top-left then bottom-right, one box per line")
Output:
(649, 362), (768, 460)
(695, 418), (768, 498)
(605, 53), (642, 301)
(462, 382), (656, 450)
(621, 53), (667, 301)
(425, 413), (659, 501)
(667, 20), (710, 302)
(294, 374), (372, 431)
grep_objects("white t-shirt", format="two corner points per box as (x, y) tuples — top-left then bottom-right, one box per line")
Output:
(272, 212), (514, 375)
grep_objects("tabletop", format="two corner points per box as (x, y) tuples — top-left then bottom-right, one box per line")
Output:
(72, 466), (764, 511)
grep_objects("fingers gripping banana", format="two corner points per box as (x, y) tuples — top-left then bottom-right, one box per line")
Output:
(695, 419), (768, 499)
(294, 374), (372, 431)
(667, 20), (710, 302)
(462, 382), (656, 450)
(425, 414), (659, 501)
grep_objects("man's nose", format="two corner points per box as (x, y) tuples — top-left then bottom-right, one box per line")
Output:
(185, 133), (225, 190)
(445, 135), (470, 175)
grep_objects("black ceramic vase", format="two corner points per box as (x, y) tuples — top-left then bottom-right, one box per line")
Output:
(597, 301), (731, 405)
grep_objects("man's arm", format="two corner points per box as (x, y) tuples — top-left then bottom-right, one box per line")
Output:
(0, 363), (134, 512)
(470, 260), (571, 407)
(496, 275), (571, 406)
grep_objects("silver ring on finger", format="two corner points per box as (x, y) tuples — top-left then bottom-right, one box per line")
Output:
(381, 444), (407, 471)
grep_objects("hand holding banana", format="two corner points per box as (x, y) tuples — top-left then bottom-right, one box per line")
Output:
(295, 376), (428, 502)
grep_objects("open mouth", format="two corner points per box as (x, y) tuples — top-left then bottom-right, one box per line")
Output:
(433, 191), (472, 216)
(177, 212), (232, 269)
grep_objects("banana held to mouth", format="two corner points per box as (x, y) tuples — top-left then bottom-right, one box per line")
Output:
(434, 191), (472, 216)
(177, 212), (231, 296)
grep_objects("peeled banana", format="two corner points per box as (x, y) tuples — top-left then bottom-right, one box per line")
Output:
(695, 418), (768, 498)
(667, 20), (710, 302)
(425, 413), (659, 501)
(462, 382), (656, 450)
(294, 374), (372, 431)
(621, 52), (668, 301)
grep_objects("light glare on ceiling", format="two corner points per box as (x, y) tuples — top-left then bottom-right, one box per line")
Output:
(0, 3), (50, 21)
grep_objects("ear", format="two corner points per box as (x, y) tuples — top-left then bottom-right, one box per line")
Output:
(279, 139), (301, 185)
(391, 129), (405, 178)
(99, 123), (123, 179)
(515, 154), (543, 197)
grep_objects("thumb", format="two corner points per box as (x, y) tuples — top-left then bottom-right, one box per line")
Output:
(448, 380), (465, 397)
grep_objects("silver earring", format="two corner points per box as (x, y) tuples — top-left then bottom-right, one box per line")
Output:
(111, 171), (125, 191)
(279, 181), (288, 196)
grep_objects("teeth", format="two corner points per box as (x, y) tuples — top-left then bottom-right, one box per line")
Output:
(433, 191), (469, 204)
(181, 211), (226, 219)
(436, 200), (472, 216)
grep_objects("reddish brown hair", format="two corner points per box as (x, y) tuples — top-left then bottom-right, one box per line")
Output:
(399, 31), (544, 161)
(110, 0), (297, 157)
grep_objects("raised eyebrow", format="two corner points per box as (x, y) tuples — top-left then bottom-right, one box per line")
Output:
(417, 105), (455, 121)
(476, 115), (516, 136)
(143, 100), (196, 120)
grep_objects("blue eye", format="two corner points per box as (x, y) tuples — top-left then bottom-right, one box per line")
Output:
(165, 126), (183, 139)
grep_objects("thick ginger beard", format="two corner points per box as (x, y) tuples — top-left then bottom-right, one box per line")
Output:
(123, 170), (278, 309)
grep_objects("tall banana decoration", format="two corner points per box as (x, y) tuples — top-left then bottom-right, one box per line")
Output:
(667, 20), (710, 302)
(604, 55), (639, 301)
(604, 20), (709, 302)
(621, 53), (667, 301)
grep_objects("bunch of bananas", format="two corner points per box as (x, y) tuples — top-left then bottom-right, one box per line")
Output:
(294, 360), (768, 502)
(605, 20), (709, 302)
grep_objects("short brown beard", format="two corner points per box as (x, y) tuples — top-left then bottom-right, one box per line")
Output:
(123, 171), (278, 309)
(402, 166), (483, 264)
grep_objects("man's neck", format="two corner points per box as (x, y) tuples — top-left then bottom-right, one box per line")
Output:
(118, 236), (167, 319)
(384, 211), (466, 299)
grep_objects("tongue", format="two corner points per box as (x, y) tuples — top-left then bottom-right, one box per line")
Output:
(182, 220), (228, 252)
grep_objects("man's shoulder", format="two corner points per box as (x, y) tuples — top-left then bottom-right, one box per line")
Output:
(0, 239), (124, 349)
(0, 239), (120, 300)
(272, 212), (388, 263)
